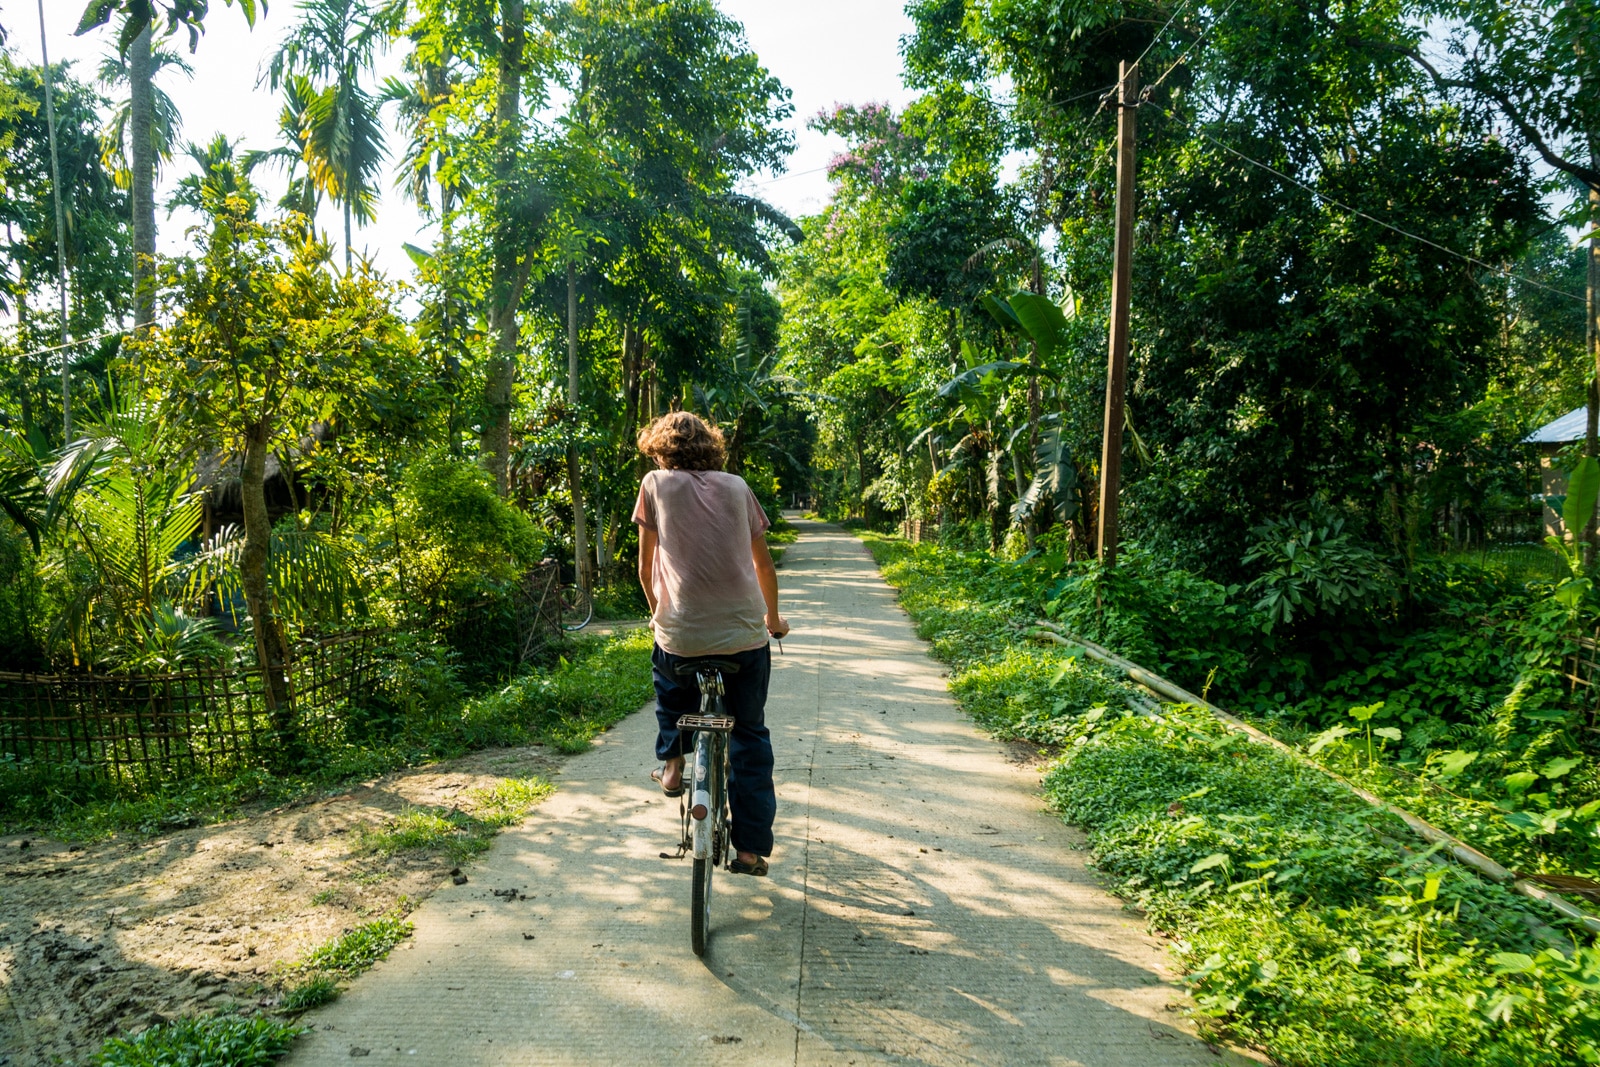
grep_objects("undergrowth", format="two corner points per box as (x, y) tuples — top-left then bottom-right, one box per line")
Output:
(863, 531), (1600, 1066)
(269, 908), (416, 1019)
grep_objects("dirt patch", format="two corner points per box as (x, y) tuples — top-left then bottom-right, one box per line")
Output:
(1000, 738), (1058, 769)
(0, 745), (562, 1066)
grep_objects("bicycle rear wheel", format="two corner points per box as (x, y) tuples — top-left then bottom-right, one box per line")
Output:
(690, 729), (716, 955)
(691, 852), (713, 956)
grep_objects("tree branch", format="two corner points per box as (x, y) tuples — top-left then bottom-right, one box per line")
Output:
(1382, 42), (1600, 191)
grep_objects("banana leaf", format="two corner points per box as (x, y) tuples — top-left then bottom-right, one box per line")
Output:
(937, 360), (1058, 399)
(1007, 292), (1072, 362)
(1013, 420), (1079, 525)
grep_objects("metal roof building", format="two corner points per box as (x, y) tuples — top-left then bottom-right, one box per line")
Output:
(1524, 406), (1589, 445)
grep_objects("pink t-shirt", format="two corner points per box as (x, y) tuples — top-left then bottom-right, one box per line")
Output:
(632, 469), (771, 657)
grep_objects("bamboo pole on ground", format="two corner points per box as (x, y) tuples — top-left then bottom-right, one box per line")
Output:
(1029, 619), (1600, 936)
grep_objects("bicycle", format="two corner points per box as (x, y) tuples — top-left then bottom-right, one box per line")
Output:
(544, 559), (593, 631)
(666, 657), (738, 956)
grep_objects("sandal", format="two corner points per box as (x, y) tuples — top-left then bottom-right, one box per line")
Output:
(728, 856), (769, 877)
(650, 765), (685, 798)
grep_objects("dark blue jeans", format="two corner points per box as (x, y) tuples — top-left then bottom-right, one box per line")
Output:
(652, 643), (776, 857)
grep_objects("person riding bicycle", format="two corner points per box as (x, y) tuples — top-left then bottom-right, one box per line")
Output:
(633, 411), (789, 877)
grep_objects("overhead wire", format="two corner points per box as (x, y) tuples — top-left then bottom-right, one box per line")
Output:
(983, 0), (1584, 306)
(1142, 0), (1245, 98)
(1132, 0), (1195, 71)
(1140, 99), (1587, 304)
(5, 327), (126, 364)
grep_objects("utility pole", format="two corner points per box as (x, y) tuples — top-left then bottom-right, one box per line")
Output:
(1097, 60), (1138, 567)
(37, 0), (71, 439)
(567, 262), (591, 592)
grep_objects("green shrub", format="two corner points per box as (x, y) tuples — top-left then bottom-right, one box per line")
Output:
(404, 450), (543, 571)
(454, 628), (653, 753)
(94, 1015), (302, 1067)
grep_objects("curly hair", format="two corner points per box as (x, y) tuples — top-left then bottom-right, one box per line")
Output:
(637, 411), (727, 471)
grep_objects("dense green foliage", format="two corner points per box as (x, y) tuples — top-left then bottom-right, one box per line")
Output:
(780, 0), (1592, 574)
(867, 531), (1600, 1063)
(1, 0), (807, 816)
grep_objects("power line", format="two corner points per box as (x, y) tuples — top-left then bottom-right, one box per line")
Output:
(6, 328), (125, 364)
(1133, 0), (1195, 70)
(1143, 100), (1587, 304)
(743, 164), (832, 188)
(1144, 0), (1244, 96)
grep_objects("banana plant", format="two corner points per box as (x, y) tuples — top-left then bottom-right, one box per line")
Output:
(1549, 455), (1600, 609)
(1011, 415), (1079, 526)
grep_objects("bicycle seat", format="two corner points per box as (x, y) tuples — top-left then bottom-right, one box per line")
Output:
(672, 657), (742, 679)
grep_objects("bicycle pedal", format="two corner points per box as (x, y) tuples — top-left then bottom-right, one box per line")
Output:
(675, 714), (735, 732)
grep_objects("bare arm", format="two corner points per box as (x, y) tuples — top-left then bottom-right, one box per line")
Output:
(638, 526), (658, 615)
(752, 533), (789, 637)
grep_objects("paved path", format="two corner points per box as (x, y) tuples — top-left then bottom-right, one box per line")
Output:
(287, 522), (1226, 1066)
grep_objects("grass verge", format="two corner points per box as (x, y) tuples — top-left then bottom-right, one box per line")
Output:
(92, 1015), (303, 1067)
(361, 775), (553, 864)
(862, 532), (1600, 1067)
(271, 909), (416, 1018)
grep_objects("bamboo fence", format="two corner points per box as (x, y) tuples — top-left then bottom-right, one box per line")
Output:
(0, 630), (377, 786)
(0, 562), (567, 786)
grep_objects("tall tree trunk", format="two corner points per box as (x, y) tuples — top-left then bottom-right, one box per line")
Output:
(240, 418), (295, 757)
(567, 262), (590, 590)
(129, 24), (156, 329)
(620, 323), (641, 443)
(344, 198), (353, 275)
(1586, 160), (1598, 565)
(1025, 255), (1043, 542)
(947, 307), (959, 370)
(36, 0), (71, 439)
(479, 0), (525, 495)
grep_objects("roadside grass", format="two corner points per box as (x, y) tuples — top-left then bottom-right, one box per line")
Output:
(267, 908), (416, 1021)
(455, 629), (654, 754)
(277, 974), (339, 1012)
(860, 531), (1600, 1067)
(360, 775), (554, 863)
(91, 1015), (303, 1067)
(289, 913), (414, 979)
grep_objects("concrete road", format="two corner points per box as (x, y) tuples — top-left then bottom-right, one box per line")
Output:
(287, 522), (1226, 1066)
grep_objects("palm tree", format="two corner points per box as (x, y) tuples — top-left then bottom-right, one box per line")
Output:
(75, 1), (264, 326)
(265, 0), (395, 273)
(95, 42), (191, 190)
(381, 47), (458, 216)
(244, 76), (327, 223)
(166, 134), (260, 217)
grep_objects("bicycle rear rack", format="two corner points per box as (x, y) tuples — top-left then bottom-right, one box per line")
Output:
(676, 714), (734, 732)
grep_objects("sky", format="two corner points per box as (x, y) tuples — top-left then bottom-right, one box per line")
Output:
(15, 0), (916, 282)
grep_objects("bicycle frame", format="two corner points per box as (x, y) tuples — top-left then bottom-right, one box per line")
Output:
(682, 667), (731, 859)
